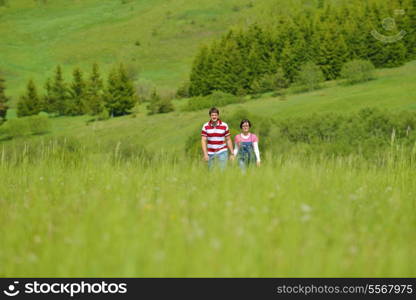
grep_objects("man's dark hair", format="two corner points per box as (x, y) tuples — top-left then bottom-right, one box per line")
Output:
(240, 119), (251, 129)
(209, 107), (219, 115)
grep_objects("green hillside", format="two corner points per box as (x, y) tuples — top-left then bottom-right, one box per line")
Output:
(0, 0), (294, 100)
(1, 0), (393, 102)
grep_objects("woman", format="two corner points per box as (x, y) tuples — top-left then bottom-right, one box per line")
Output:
(233, 119), (261, 169)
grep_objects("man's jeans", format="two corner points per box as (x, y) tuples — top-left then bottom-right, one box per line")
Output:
(208, 151), (228, 170)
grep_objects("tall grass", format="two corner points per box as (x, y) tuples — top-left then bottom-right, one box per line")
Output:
(0, 140), (415, 277)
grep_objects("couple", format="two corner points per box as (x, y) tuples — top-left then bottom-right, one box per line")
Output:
(201, 107), (261, 170)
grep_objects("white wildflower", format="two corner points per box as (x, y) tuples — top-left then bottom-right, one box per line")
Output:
(300, 203), (312, 213)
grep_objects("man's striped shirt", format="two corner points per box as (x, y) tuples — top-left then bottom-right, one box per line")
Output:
(201, 119), (230, 154)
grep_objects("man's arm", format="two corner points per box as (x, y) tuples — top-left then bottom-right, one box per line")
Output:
(201, 136), (209, 161)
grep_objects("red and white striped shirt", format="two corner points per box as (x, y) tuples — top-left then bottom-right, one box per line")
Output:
(201, 119), (230, 155)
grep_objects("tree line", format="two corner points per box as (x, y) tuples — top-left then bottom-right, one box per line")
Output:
(16, 63), (137, 118)
(188, 0), (416, 96)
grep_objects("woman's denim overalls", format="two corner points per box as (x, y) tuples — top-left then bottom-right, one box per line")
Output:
(238, 140), (256, 170)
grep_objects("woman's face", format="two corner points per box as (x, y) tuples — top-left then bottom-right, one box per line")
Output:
(241, 122), (250, 134)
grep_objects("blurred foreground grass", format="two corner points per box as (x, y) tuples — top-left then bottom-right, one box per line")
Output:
(0, 142), (415, 277)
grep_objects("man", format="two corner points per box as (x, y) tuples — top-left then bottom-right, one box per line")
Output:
(201, 107), (234, 169)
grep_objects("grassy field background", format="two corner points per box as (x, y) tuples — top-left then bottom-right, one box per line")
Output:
(0, 0), (303, 100)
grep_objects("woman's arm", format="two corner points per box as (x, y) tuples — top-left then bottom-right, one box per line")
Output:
(253, 142), (261, 162)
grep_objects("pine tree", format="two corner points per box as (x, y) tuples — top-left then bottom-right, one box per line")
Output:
(0, 74), (9, 122)
(378, 41), (407, 67)
(365, 19), (385, 67)
(366, 8), (408, 68)
(372, 1), (407, 67)
(296, 13), (315, 59)
(332, 34), (349, 77)
(245, 25), (277, 91)
(117, 63), (137, 113)
(250, 25), (276, 75)
(280, 41), (298, 83)
(51, 65), (68, 115)
(208, 39), (228, 92)
(104, 63), (137, 117)
(287, 27), (310, 82)
(104, 68), (118, 117)
(212, 37), (248, 94)
(344, 16), (369, 60)
(246, 44), (263, 90)
(407, 0), (416, 59)
(234, 28), (252, 65)
(67, 67), (86, 115)
(189, 46), (212, 96)
(411, 0), (416, 57)
(42, 78), (53, 113)
(321, 2), (334, 22)
(17, 79), (41, 117)
(315, 24), (349, 80)
(85, 63), (104, 115)
(404, 0), (416, 58)
(272, 22), (289, 65)
(231, 39), (251, 93)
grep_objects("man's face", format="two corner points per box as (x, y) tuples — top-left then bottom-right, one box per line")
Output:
(210, 113), (219, 122)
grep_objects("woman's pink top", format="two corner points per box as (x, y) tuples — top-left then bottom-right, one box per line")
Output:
(234, 133), (258, 145)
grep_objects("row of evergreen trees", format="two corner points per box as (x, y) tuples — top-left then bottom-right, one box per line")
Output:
(17, 63), (137, 118)
(188, 0), (416, 96)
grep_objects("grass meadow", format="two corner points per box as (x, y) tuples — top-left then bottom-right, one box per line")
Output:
(1, 139), (415, 277)
(1, 0), (416, 278)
